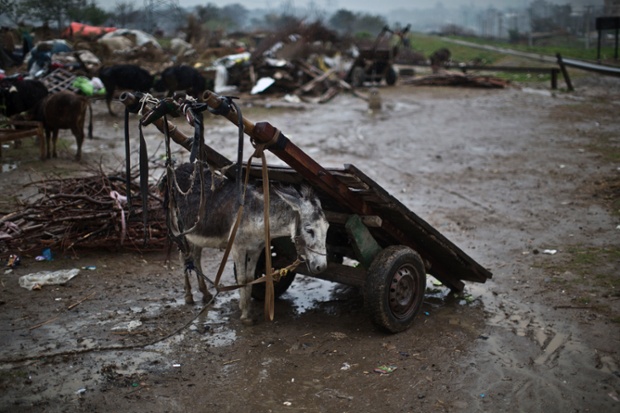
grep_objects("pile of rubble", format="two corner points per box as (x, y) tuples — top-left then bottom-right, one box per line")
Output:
(2, 19), (512, 107)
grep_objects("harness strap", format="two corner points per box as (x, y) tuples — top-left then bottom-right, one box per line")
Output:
(162, 114), (190, 256)
(124, 107), (132, 211)
(138, 122), (149, 246)
(212, 147), (254, 291)
(258, 146), (275, 321)
(212, 143), (279, 321)
(216, 259), (302, 292)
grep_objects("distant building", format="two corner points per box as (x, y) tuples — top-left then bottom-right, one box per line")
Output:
(606, 0), (620, 15)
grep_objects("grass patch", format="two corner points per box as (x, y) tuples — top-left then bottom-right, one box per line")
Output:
(407, 33), (556, 83)
(533, 245), (619, 318)
(536, 245), (620, 289)
(586, 133), (620, 163)
(408, 33), (504, 65)
(444, 34), (618, 63)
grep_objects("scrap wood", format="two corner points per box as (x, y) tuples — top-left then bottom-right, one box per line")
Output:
(294, 59), (367, 101)
(295, 67), (337, 94)
(402, 73), (510, 88)
(0, 171), (167, 256)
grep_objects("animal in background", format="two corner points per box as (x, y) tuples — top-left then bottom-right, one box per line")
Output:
(0, 78), (48, 118)
(98, 64), (153, 116)
(153, 65), (206, 99)
(33, 91), (92, 161)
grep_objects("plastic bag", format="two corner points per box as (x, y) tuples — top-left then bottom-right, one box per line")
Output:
(19, 268), (80, 290)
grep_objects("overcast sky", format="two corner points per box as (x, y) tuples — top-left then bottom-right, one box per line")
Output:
(95, 0), (603, 13)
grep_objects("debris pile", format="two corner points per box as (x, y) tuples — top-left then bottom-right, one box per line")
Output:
(2, 15), (525, 103)
(401, 72), (509, 88)
(0, 171), (167, 256)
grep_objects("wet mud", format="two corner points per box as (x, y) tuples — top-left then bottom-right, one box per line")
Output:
(1, 76), (619, 412)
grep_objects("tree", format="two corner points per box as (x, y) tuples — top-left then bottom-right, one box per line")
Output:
(355, 13), (388, 36)
(67, 0), (109, 26)
(0, 0), (21, 25)
(220, 3), (248, 30)
(259, 13), (300, 31)
(329, 9), (356, 35)
(112, 1), (137, 27)
(21, 0), (76, 33)
(194, 3), (220, 23)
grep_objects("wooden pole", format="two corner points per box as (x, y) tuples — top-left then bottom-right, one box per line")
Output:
(556, 53), (574, 92)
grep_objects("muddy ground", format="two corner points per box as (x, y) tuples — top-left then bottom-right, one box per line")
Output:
(0, 73), (619, 412)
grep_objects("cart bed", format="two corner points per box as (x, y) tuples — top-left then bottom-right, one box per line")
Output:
(247, 162), (492, 292)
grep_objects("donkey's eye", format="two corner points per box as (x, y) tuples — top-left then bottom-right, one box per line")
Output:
(305, 228), (315, 237)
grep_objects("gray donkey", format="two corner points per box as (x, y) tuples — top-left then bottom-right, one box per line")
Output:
(167, 162), (329, 324)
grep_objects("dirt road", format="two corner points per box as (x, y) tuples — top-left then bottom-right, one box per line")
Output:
(1, 75), (619, 412)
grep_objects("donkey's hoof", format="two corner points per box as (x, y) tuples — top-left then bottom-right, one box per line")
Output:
(201, 292), (213, 303)
(184, 296), (195, 305)
(240, 316), (255, 326)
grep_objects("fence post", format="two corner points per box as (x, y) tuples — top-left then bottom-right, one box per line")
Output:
(550, 68), (558, 89)
(556, 53), (574, 91)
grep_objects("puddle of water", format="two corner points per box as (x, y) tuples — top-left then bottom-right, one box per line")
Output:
(202, 325), (237, 347)
(281, 275), (338, 315)
(387, 100), (422, 112)
(2, 161), (19, 173)
(521, 87), (554, 97)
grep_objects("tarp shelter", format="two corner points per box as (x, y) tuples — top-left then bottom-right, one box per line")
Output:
(62, 22), (117, 39)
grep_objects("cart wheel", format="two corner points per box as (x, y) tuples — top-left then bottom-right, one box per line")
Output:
(385, 67), (397, 86)
(364, 246), (426, 333)
(250, 241), (297, 301)
(351, 67), (366, 87)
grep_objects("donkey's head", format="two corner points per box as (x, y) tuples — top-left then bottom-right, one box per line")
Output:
(274, 185), (329, 275)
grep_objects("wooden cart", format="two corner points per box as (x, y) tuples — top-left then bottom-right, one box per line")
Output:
(345, 25), (410, 88)
(121, 91), (492, 333)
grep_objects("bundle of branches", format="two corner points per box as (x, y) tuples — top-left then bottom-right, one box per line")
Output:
(0, 170), (168, 257)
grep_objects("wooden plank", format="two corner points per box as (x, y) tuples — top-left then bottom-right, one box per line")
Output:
(344, 164), (491, 287)
(324, 211), (382, 227)
(295, 67), (336, 93)
(345, 214), (382, 268)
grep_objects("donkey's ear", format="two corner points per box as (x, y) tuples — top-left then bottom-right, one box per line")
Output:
(273, 185), (302, 211)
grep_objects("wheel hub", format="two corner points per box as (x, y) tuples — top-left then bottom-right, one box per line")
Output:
(389, 265), (417, 318)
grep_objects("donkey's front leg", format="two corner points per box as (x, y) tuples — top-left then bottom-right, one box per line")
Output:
(233, 247), (262, 325)
(180, 250), (195, 304)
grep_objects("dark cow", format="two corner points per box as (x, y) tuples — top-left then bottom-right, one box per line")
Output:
(153, 65), (206, 99)
(33, 91), (93, 161)
(0, 78), (48, 117)
(98, 64), (153, 116)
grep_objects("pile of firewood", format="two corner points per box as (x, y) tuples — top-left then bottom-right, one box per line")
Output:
(0, 171), (168, 257)
(401, 72), (510, 88)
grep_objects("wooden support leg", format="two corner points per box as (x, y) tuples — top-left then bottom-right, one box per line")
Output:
(556, 53), (574, 92)
(345, 214), (382, 269)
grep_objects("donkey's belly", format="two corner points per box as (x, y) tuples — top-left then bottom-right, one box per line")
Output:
(185, 233), (228, 249)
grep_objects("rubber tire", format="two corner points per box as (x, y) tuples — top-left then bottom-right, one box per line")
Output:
(351, 66), (366, 87)
(250, 242), (297, 301)
(385, 66), (397, 86)
(364, 246), (426, 333)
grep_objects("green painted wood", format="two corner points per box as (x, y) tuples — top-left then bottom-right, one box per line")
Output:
(345, 214), (382, 269)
